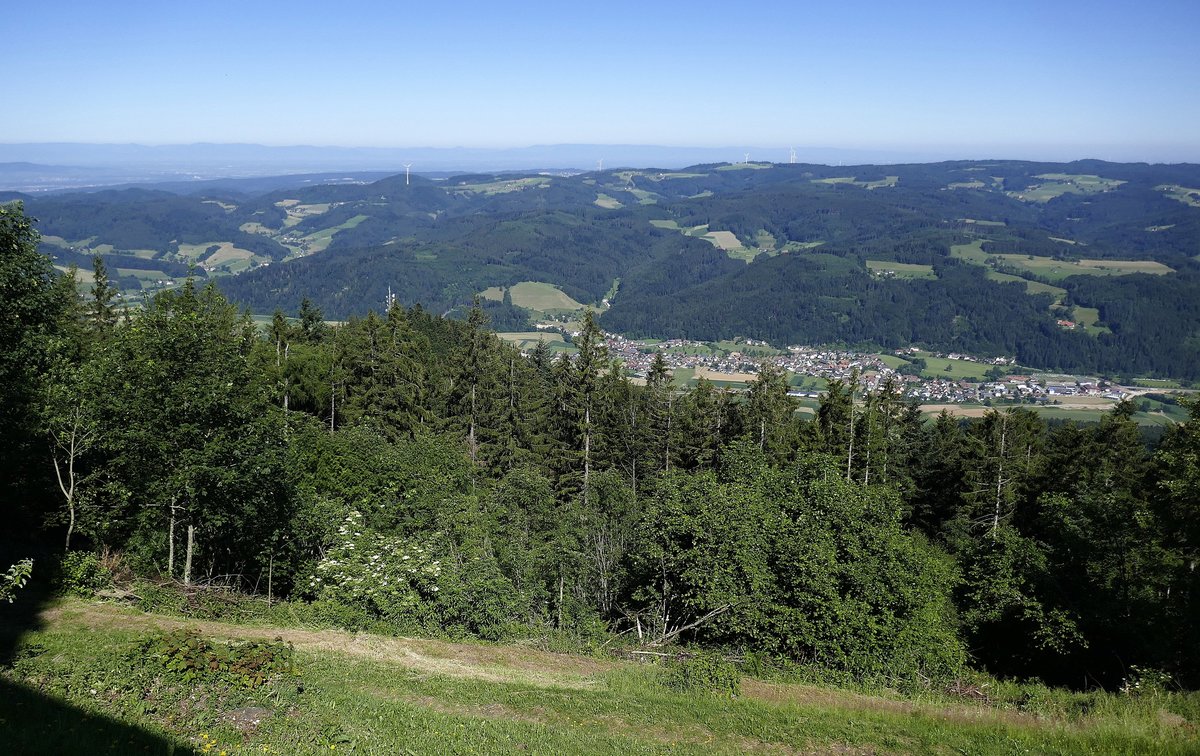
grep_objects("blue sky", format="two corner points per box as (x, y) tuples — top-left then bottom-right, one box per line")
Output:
(6, 0), (1199, 161)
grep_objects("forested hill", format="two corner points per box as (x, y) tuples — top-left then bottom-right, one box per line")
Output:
(5, 195), (1200, 695)
(11, 159), (1200, 377)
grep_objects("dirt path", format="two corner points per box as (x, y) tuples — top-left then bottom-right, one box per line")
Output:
(41, 601), (611, 689)
(36, 599), (1119, 736)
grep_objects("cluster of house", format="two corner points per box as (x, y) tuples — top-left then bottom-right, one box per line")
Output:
(597, 334), (1126, 404)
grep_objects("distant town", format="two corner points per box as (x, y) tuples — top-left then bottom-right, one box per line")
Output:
(596, 333), (1145, 407)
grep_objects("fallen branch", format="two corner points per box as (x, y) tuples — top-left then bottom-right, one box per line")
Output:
(652, 603), (733, 646)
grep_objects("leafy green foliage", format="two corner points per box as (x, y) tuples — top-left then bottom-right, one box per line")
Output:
(56, 551), (113, 597)
(0, 559), (33, 602)
(136, 628), (294, 689)
(661, 651), (741, 697)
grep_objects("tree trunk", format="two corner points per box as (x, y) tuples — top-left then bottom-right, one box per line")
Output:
(184, 524), (195, 585)
(991, 415), (1008, 540)
(583, 405), (591, 508)
(167, 501), (177, 578)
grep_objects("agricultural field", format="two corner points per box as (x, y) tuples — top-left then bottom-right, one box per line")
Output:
(594, 193), (623, 209)
(1007, 174), (1125, 203)
(482, 281), (588, 314)
(994, 254), (1174, 281)
(650, 220), (759, 262)
(448, 176), (551, 195)
(954, 239), (1173, 283)
(812, 175), (898, 189)
(275, 200), (332, 228)
(866, 260), (937, 280)
(1157, 184), (1200, 208)
(985, 271), (1067, 302)
(911, 351), (995, 380)
(1072, 305), (1111, 336)
(496, 331), (574, 353)
(714, 340), (785, 356)
(950, 239), (989, 264)
(715, 161), (772, 171)
(959, 218), (1006, 227)
(294, 214), (369, 254)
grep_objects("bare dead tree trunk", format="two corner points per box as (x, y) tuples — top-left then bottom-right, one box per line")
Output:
(664, 394), (673, 473)
(330, 379), (336, 433)
(846, 402), (856, 481)
(184, 524), (195, 585)
(863, 398), (873, 486)
(167, 498), (177, 578)
(583, 404), (591, 508)
(557, 571), (565, 630)
(469, 383), (477, 464)
(992, 414), (1009, 540)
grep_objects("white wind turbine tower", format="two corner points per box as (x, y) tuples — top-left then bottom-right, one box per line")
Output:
(597, 158), (604, 171)
(744, 152), (750, 163)
(790, 147), (797, 164)
(403, 163), (412, 186)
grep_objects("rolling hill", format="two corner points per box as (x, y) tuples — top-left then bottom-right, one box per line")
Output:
(7, 159), (1200, 377)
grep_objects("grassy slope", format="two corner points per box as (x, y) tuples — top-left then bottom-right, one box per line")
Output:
(2, 599), (1197, 755)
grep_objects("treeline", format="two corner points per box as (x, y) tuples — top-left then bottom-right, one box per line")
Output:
(3, 201), (1198, 690)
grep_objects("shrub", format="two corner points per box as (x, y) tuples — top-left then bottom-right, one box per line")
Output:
(662, 651), (741, 697)
(136, 627), (294, 689)
(57, 551), (112, 597)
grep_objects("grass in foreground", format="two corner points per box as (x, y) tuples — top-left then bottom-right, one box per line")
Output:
(2, 599), (1198, 755)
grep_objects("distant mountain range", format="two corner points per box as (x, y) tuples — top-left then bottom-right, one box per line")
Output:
(0, 143), (992, 193)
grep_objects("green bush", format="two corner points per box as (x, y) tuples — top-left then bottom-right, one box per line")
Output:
(57, 551), (112, 597)
(662, 651), (741, 697)
(135, 627), (295, 689)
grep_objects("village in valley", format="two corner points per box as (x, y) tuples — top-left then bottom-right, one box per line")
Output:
(592, 332), (1163, 415)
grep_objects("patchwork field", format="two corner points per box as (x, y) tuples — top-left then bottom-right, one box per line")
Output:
(813, 175), (899, 189)
(275, 200), (332, 228)
(449, 177), (551, 195)
(1007, 174), (1125, 203)
(594, 193), (623, 209)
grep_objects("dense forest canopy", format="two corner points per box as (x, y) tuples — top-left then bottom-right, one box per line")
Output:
(4, 201), (1199, 692)
(7, 158), (1200, 378)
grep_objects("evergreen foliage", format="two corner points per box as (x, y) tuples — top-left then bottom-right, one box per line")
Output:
(4, 201), (1199, 692)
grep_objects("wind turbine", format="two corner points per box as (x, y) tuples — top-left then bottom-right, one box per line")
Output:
(789, 147), (797, 164)
(744, 152), (750, 163)
(403, 163), (412, 186)
(597, 158), (604, 171)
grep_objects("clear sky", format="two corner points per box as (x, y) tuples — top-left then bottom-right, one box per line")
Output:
(6, 0), (1199, 161)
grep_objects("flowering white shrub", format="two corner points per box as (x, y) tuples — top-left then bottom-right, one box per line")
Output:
(308, 511), (442, 621)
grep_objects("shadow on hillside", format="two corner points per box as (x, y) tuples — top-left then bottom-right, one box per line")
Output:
(0, 544), (194, 755)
